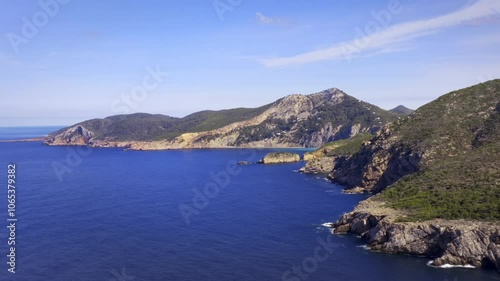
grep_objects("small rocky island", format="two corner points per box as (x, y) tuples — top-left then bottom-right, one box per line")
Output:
(259, 152), (301, 164)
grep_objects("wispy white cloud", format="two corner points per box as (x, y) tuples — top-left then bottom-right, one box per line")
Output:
(256, 12), (274, 24)
(259, 0), (500, 67)
(256, 12), (291, 26)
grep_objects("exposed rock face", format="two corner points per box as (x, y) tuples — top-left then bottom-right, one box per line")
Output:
(302, 152), (316, 162)
(300, 133), (374, 175)
(260, 152), (300, 164)
(329, 80), (500, 194)
(299, 156), (336, 174)
(304, 124), (342, 148)
(333, 199), (500, 271)
(47, 125), (95, 145)
(44, 88), (399, 150)
(329, 125), (421, 193)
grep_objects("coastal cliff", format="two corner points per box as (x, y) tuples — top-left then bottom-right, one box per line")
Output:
(301, 80), (500, 271)
(329, 80), (500, 194)
(333, 199), (500, 270)
(45, 88), (400, 150)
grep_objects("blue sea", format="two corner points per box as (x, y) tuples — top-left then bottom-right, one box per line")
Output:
(0, 127), (498, 281)
(0, 126), (62, 140)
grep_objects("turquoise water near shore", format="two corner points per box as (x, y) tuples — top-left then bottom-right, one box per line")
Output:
(0, 127), (498, 280)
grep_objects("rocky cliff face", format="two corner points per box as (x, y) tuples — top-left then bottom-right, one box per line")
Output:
(328, 80), (500, 193)
(328, 125), (422, 193)
(48, 125), (95, 145)
(45, 88), (399, 150)
(299, 133), (374, 175)
(299, 156), (337, 174)
(333, 199), (500, 271)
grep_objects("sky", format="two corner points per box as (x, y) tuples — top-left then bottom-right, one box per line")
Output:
(1, 0), (499, 126)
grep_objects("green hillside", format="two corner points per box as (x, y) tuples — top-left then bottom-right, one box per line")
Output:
(51, 105), (273, 141)
(379, 81), (500, 221)
(48, 88), (402, 147)
(334, 79), (500, 221)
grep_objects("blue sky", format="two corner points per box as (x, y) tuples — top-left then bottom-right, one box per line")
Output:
(1, 0), (499, 126)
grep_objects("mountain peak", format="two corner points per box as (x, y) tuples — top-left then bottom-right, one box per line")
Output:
(390, 105), (414, 115)
(45, 86), (400, 148)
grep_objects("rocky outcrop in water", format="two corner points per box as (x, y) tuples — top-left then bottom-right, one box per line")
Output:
(333, 199), (500, 271)
(259, 152), (300, 164)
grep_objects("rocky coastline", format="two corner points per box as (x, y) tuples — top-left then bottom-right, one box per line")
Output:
(299, 142), (500, 272)
(332, 198), (500, 271)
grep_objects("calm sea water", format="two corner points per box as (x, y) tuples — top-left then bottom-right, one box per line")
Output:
(0, 127), (498, 281)
(0, 126), (63, 140)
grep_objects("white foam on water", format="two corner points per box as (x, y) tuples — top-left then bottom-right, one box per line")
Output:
(321, 222), (335, 228)
(426, 261), (476, 269)
(357, 245), (370, 250)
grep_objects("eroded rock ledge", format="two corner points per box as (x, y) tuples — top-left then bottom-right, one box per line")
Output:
(333, 199), (500, 271)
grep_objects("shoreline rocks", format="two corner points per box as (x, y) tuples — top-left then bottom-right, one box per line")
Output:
(332, 199), (500, 271)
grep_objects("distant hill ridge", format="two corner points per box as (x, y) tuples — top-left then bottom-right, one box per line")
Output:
(45, 88), (402, 149)
(390, 105), (414, 115)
